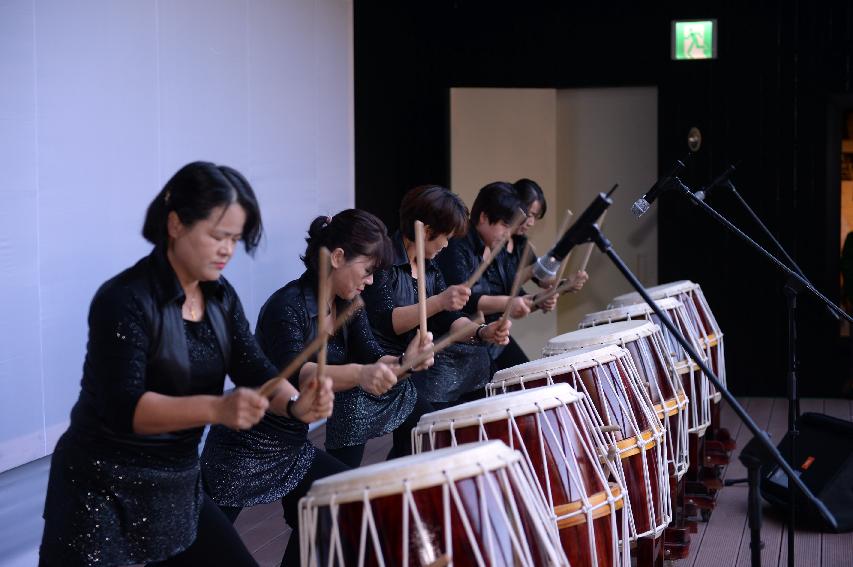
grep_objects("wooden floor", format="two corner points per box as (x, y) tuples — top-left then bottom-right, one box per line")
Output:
(236, 398), (853, 567)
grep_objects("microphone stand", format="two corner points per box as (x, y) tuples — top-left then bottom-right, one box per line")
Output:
(707, 176), (841, 564)
(582, 221), (840, 567)
(668, 177), (850, 566)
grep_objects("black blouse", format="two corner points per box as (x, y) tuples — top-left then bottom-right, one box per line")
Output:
(255, 271), (385, 381)
(69, 247), (278, 451)
(361, 231), (462, 354)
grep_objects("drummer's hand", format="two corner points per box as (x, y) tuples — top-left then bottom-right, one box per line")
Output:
(438, 284), (471, 311)
(215, 387), (269, 430)
(358, 363), (398, 396)
(540, 291), (560, 312)
(568, 270), (589, 292)
(291, 375), (334, 423)
(508, 295), (533, 319)
(482, 319), (512, 345)
(404, 330), (434, 372)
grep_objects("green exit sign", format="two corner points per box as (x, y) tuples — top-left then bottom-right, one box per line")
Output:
(672, 19), (717, 60)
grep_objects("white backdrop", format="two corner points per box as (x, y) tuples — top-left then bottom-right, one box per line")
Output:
(0, 0), (354, 473)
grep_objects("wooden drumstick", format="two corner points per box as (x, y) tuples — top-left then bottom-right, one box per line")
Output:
(531, 275), (579, 309)
(258, 297), (364, 398)
(499, 241), (534, 322)
(552, 209), (575, 282)
(577, 209), (608, 273)
(462, 209), (526, 289)
(395, 313), (484, 376)
(315, 247), (331, 380)
(414, 220), (428, 344)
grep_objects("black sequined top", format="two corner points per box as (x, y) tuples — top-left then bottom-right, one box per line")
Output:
(362, 232), (462, 353)
(39, 247), (278, 566)
(252, 271), (407, 449)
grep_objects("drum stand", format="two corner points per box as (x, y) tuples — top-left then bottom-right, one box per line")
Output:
(571, 194), (839, 567)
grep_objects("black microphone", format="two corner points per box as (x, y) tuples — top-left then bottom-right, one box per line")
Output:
(532, 191), (613, 281)
(694, 164), (736, 201)
(630, 160), (686, 217)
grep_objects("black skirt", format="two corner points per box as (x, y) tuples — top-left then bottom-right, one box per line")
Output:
(412, 342), (492, 403)
(40, 429), (203, 566)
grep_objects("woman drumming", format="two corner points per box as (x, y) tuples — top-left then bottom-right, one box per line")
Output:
(363, 185), (512, 416)
(38, 162), (333, 567)
(201, 209), (433, 564)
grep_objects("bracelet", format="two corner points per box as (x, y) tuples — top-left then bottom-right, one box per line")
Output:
(397, 353), (405, 367)
(474, 323), (487, 343)
(286, 394), (300, 421)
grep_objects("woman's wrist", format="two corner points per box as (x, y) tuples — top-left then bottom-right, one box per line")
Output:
(474, 323), (488, 343)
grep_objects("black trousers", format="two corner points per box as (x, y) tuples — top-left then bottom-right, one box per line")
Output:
(326, 395), (434, 467)
(218, 450), (348, 567)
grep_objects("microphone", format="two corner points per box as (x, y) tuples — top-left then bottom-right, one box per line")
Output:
(630, 160), (686, 217)
(532, 191), (613, 281)
(694, 164), (736, 201)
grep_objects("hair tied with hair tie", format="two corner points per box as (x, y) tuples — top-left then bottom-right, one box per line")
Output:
(163, 189), (171, 204)
(323, 215), (332, 228)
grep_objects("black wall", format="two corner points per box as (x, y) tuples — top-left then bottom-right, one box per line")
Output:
(354, 1), (853, 397)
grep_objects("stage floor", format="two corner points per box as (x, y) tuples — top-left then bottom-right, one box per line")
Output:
(233, 397), (853, 567)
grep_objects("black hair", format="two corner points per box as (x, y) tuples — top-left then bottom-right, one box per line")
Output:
(301, 209), (394, 275)
(399, 185), (469, 241)
(470, 181), (523, 226)
(142, 161), (263, 254)
(513, 178), (547, 219)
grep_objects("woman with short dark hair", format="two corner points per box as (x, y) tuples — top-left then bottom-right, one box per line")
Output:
(38, 162), (333, 567)
(363, 185), (512, 419)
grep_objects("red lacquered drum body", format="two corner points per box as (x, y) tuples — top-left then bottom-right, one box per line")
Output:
(544, 321), (689, 481)
(299, 441), (568, 567)
(414, 384), (629, 567)
(490, 345), (671, 541)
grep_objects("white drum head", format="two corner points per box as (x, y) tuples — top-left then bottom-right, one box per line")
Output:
(543, 320), (658, 356)
(417, 383), (582, 432)
(580, 297), (683, 327)
(492, 344), (628, 388)
(610, 280), (698, 306)
(306, 441), (518, 505)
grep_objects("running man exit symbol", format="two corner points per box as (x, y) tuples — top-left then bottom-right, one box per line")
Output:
(672, 20), (717, 61)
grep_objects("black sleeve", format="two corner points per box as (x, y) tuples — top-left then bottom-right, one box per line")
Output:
(225, 291), (279, 388)
(346, 307), (387, 363)
(360, 267), (398, 339)
(84, 285), (152, 434)
(429, 267), (464, 335)
(435, 239), (484, 314)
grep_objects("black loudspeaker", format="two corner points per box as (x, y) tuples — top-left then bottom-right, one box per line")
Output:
(740, 412), (853, 532)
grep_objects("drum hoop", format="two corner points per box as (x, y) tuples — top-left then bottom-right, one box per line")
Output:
(305, 441), (519, 505)
(554, 483), (625, 529)
(416, 385), (582, 431)
(580, 297), (683, 326)
(491, 345), (629, 388)
(611, 280), (698, 305)
(544, 321), (659, 354)
(615, 428), (659, 459)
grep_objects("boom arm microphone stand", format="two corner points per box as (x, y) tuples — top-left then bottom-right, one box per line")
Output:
(574, 212), (840, 567)
(667, 176), (849, 566)
(699, 169), (844, 565)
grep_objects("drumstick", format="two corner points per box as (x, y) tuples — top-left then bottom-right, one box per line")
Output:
(395, 314), (484, 376)
(499, 241), (534, 322)
(414, 220), (428, 343)
(315, 247), (331, 381)
(577, 209), (608, 272)
(462, 209), (526, 289)
(530, 275), (579, 309)
(551, 209), (575, 282)
(258, 297), (364, 398)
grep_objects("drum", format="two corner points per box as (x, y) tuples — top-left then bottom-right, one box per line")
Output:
(610, 280), (725, 398)
(489, 345), (670, 541)
(544, 321), (689, 481)
(299, 441), (568, 567)
(414, 383), (630, 567)
(580, 299), (712, 437)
